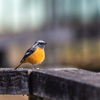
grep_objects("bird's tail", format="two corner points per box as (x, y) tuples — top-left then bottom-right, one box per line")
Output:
(14, 63), (23, 70)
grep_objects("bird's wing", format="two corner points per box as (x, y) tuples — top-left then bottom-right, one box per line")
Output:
(20, 47), (36, 63)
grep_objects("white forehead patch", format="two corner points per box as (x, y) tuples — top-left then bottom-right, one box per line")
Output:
(31, 40), (45, 49)
(37, 40), (45, 43)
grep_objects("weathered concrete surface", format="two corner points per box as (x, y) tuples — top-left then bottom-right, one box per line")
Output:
(0, 68), (29, 94)
(29, 68), (100, 100)
(0, 68), (100, 100)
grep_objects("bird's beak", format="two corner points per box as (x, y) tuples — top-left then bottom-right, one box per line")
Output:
(44, 43), (47, 45)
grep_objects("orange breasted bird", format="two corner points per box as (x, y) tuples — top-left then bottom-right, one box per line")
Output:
(15, 40), (47, 69)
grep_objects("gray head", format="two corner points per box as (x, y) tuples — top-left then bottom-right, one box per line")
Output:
(33, 40), (47, 49)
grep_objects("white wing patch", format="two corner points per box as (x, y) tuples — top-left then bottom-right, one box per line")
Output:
(25, 52), (30, 55)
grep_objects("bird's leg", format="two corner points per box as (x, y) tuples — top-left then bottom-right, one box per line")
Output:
(32, 64), (36, 69)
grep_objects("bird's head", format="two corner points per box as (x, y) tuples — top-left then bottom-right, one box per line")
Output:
(34, 40), (47, 49)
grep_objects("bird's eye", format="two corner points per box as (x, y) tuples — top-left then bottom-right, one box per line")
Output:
(39, 43), (44, 45)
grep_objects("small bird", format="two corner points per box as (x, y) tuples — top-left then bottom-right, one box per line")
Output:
(15, 40), (47, 69)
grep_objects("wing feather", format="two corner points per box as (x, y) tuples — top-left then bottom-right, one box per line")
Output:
(20, 47), (36, 63)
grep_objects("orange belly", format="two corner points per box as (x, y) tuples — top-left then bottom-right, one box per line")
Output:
(24, 47), (45, 64)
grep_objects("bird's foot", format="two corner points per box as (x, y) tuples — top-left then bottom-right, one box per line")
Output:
(32, 64), (36, 69)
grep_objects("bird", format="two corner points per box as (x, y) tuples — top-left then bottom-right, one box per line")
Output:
(15, 40), (47, 69)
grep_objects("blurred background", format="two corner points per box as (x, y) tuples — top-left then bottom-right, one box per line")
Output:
(0, 0), (100, 71)
(0, 0), (100, 100)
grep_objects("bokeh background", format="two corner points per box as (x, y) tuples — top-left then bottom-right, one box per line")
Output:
(0, 0), (100, 99)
